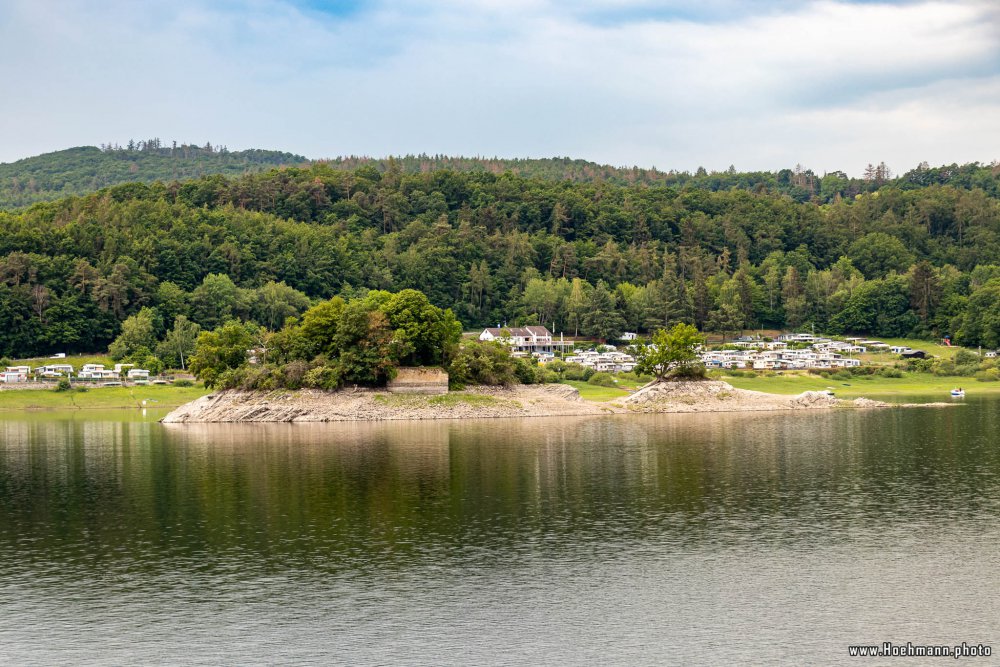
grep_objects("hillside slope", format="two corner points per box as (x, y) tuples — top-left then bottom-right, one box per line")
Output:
(0, 144), (307, 209)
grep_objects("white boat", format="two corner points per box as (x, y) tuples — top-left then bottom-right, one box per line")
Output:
(950, 389), (965, 397)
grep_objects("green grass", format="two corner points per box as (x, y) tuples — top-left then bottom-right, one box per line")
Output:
(428, 393), (501, 407)
(0, 384), (210, 411)
(373, 392), (511, 408)
(563, 380), (631, 402)
(8, 353), (114, 372)
(855, 337), (960, 363)
(722, 371), (996, 399)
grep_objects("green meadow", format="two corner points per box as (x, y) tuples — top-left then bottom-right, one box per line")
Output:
(0, 384), (210, 411)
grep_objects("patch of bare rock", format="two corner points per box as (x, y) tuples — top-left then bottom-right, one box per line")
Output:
(161, 384), (611, 423)
(616, 380), (848, 413)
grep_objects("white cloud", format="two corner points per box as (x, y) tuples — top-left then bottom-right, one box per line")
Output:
(0, 0), (997, 175)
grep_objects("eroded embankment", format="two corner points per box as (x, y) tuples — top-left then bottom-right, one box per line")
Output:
(161, 380), (889, 423)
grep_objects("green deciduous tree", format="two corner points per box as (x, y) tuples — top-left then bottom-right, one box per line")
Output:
(847, 232), (915, 279)
(155, 315), (201, 370)
(190, 273), (250, 329)
(252, 280), (311, 330)
(189, 320), (259, 388)
(956, 278), (1000, 348)
(382, 289), (461, 366)
(109, 306), (161, 361)
(633, 323), (706, 380)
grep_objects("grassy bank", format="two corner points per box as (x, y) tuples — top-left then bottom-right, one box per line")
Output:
(0, 384), (210, 411)
(721, 371), (997, 399)
(563, 380), (631, 402)
(373, 392), (513, 408)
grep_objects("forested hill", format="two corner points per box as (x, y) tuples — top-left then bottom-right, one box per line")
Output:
(4, 140), (999, 211)
(3, 160), (1000, 359)
(0, 142), (307, 209)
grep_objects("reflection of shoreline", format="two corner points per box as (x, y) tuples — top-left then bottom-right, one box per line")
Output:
(1, 404), (995, 568)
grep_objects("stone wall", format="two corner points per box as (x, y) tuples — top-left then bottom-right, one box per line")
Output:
(387, 367), (449, 394)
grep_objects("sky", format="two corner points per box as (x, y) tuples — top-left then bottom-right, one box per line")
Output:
(1, 0), (998, 175)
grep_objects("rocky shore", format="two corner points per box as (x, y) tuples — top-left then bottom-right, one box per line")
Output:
(161, 380), (889, 423)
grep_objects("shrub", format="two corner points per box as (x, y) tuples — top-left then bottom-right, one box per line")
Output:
(588, 372), (617, 387)
(303, 364), (342, 390)
(672, 364), (707, 379)
(616, 371), (654, 384)
(545, 360), (567, 375)
(55, 378), (72, 392)
(282, 360), (310, 390)
(446, 340), (519, 387)
(829, 371), (852, 381)
(513, 357), (539, 384)
(537, 367), (560, 384)
(563, 363), (595, 381)
(877, 367), (903, 378)
(953, 349), (980, 366)
(931, 360), (957, 376)
(906, 358), (934, 373)
(217, 365), (282, 391)
(173, 379), (194, 387)
(975, 368), (1000, 382)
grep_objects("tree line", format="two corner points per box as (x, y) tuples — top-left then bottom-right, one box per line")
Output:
(2, 160), (1000, 361)
(0, 144), (307, 209)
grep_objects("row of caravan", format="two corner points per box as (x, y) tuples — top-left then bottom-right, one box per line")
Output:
(1, 363), (151, 383)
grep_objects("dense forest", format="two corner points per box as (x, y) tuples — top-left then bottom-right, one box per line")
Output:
(0, 141), (307, 209)
(2, 157), (1000, 360)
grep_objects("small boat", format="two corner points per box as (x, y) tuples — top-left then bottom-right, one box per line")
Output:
(950, 389), (965, 397)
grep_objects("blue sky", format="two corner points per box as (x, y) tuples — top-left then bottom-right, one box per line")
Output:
(1, 0), (998, 175)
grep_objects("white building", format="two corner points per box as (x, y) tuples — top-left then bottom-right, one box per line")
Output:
(479, 326), (571, 354)
(78, 364), (120, 380)
(1, 369), (29, 383)
(35, 364), (74, 377)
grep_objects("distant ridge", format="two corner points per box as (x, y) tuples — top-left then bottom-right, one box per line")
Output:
(2, 141), (998, 210)
(0, 145), (689, 210)
(0, 142), (308, 209)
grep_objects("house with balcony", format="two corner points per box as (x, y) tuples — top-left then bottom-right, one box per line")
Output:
(479, 326), (571, 355)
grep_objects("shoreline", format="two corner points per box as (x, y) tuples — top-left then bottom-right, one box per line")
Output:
(0, 384), (208, 412)
(159, 381), (904, 424)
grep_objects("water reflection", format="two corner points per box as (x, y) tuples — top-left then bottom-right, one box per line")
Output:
(1, 406), (1000, 665)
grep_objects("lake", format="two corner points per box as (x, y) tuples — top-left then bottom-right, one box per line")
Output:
(1, 400), (999, 665)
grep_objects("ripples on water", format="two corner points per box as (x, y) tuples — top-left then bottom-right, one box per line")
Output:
(1, 403), (999, 665)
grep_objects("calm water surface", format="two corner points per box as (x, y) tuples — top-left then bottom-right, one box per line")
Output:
(1, 400), (999, 665)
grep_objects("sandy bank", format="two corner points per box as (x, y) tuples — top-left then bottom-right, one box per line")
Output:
(161, 380), (895, 423)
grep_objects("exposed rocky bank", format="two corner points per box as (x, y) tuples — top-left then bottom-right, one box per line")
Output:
(162, 381), (890, 423)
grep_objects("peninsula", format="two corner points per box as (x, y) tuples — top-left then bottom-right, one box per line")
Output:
(160, 380), (886, 423)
